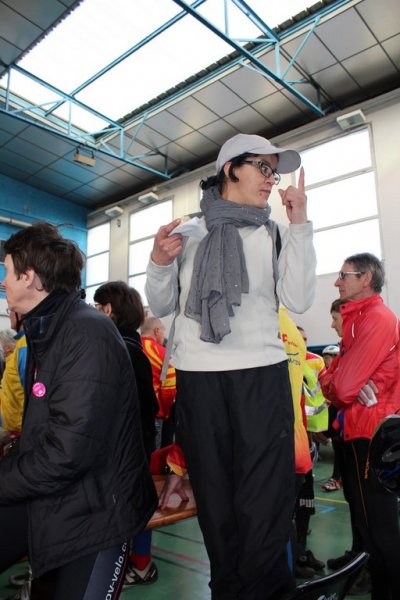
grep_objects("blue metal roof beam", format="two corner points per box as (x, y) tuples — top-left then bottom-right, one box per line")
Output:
(114, 0), (352, 142)
(172, 0), (325, 116)
(229, 0), (280, 43)
(44, 0), (208, 118)
(0, 66), (172, 180)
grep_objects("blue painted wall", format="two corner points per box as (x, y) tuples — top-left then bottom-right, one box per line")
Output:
(0, 174), (89, 296)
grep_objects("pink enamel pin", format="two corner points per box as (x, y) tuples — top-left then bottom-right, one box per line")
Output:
(32, 382), (46, 398)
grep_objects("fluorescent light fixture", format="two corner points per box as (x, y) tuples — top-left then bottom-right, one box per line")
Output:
(336, 109), (366, 131)
(73, 147), (96, 167)
(137, 192), (158, 205)
(104, 206), (124, 218)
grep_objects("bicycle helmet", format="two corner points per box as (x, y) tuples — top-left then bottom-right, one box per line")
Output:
(322, 345), (339, 356)
(369, 414), (400, 495)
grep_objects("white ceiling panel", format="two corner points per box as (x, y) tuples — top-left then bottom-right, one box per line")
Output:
(0, 129), (13, 145)
(282, 32), (337, 75)
(167, 97), (219, 129)
(0, 3), (41, 48)
(343, 46), (399, 87)
(223, 105), (273, 132)
(312, 63), (361, 101)
(158, 140), (201, 162)
(357, 0), (400, 41)
(382, 35), (400, 69)
(169, 131), (218, 157)
(315, 8), (377, 61)
(5, 136), (58, 164)
(193, 81), (247, 117)
(0, 160), (31, 180)
(0, 146), (42, 173)
(132, 124), (170, 149)
(198, 118), (239, 145)
(145, 111), (194, 140)
(251, 90), (305, 126)
(27, 175), (76, 196)
(222, 64), (278, 104)
(50, 158), (100, 184)
(2, 0), (73, 29)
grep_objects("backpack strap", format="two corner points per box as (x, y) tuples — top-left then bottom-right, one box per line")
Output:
(265, 219), (281, 312)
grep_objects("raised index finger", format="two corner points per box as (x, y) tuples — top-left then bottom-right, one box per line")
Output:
(160, 218), (182, 236)
(297, 166), (305, 192)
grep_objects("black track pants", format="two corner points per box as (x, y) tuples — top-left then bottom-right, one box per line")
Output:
(176, 363), (296, 600)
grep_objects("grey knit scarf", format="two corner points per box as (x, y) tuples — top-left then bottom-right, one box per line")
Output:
(184, 185), (271, 343)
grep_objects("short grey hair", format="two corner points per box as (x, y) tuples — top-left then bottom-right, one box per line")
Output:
(344, 252), (385, 293)
(0, 329), (16, 351)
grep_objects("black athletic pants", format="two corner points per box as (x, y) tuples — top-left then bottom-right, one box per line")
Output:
(342, 438), (400, 600)
(176, 362), (296, 600)
(0, 503), (128, 599)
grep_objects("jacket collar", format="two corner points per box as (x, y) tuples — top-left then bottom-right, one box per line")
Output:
(340, 294), (382, 318)
(23, 290), (81, 360)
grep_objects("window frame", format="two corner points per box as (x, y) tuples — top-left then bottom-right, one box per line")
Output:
(300, 126), (382, 276)
(85, 221), (111, 297)
(128, 199), (173, 305)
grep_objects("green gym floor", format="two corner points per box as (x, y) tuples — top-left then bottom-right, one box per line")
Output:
(0, 444), (372, 599)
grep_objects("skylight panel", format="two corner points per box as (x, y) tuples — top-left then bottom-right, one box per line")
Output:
(1, 0), (311, 133)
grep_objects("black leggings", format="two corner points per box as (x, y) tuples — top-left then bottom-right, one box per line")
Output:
(0, 504), (128, 600)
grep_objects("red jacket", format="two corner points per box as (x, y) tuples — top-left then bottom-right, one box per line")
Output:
(141, 336), (176, 419)
(320, 294), (400, 441)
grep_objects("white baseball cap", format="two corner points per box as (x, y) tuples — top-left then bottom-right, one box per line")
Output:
(216, 133), (301, 175)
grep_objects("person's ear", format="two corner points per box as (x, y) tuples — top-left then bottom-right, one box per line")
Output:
(24, 268), (36, 288)
(363, 271), (373, 288)
(223, 162), (235, 180)
(103, 302), (113, 317)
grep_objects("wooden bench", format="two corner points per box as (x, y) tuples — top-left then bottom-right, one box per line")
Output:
(146, 475), (197, 529)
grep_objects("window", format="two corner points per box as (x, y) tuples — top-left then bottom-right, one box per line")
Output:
(301, 129), (381, 275)
(129, 200), (173, 305)
(85, 222), (110, 303)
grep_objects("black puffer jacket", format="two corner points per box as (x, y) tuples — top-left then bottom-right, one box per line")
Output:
(117, 326), (158, 459)
(0, 290), (157, 577)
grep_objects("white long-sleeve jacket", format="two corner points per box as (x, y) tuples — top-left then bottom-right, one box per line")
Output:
(145, 219), (316, 372)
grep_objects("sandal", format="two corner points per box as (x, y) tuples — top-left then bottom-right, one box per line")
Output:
(322, 478), (341, 491)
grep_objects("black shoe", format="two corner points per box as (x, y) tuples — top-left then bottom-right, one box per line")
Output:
(347, 567), (371, 596)
(327, 550), (356, 570)
(122, 561), (158, 589)
(296, 553), (317, 579)
(295, 563), (316, 579)
(301, 549), (325, 571)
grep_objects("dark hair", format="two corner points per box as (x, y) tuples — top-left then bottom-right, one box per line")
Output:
(200, 152), (259, 193)
(94, 281), (145, 330)
(4, 222), (84, 293)
(344, 252), (385, 293)
(330, 298), (347, 313)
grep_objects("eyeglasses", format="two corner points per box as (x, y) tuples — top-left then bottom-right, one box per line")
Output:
(338, 271), (365, 280)
(242, 160), (281, 185)
(6, 308), (10, 315)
